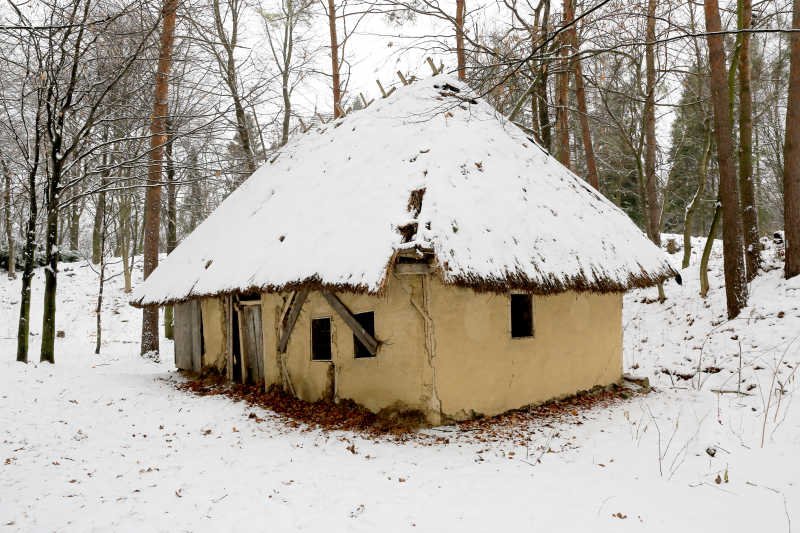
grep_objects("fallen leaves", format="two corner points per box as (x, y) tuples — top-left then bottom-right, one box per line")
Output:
(175, 375), (645, 443)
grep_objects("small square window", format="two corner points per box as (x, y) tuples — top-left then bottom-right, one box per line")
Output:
(311, 317), (332, 361)
(353, 311), (375, 358)
(510, 294), (533, 338)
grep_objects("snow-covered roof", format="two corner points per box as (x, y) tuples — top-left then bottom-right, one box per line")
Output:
(130, 76), (676, 308)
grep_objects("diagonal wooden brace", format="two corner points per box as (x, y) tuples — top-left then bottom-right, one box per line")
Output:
(321, 290), (379, 356)
(278, 290), (309, 353)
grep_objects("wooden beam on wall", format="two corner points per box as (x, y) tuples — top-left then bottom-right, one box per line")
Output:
(320, 290), (379, 356)
(394, 263), (433, 275)
(278, 290), (309, 353)
(226, 295), (233, 381)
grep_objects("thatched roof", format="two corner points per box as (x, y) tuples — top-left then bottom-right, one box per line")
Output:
(130, 76), (676, 308)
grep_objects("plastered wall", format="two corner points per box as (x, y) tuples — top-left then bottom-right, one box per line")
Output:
(200, 297), (227, 372)
(260, 275), (431, 416)
(429, 281), (623, 420)
(195, 276), (624, 424)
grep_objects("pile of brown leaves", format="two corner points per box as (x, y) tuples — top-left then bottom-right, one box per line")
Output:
(174, 374), (408, 435)
(453, 384), (646, 444)
(174, 374), (646, 442)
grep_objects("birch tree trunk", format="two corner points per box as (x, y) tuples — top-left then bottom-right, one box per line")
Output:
(704, 0), (748, 318)
(738, 0), (760, 280)
(141, 0), (179, 357)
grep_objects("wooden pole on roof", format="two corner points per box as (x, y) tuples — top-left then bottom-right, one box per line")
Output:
(376, 79), (396, 98)
(426, 57), (440, 76)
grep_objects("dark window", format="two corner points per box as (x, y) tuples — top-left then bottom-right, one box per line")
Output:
(311, 318), (332, 361)
(510, 294), (534, 338)
(353, 311), (376, 358)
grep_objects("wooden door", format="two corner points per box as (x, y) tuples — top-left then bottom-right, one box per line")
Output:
(239, 304), (264, 384)
(174, 300), (203, 372)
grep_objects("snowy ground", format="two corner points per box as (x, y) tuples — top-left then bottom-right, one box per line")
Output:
(1, 240), (799, 532)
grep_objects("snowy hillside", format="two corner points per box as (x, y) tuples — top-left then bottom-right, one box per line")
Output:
(1, 241), (799, 532)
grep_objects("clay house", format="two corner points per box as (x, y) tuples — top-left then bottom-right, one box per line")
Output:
(130, 76), (676, 424)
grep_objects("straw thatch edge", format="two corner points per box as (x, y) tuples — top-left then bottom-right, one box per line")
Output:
(129, 258), (678, 308)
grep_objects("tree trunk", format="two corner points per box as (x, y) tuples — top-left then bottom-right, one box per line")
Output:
(704, 0), (748, 318)
(164, 120), (177, 341)
(40, 162), (61, 364)
(564, 0), (597, 188)
(784, 0), (800, 279)
(211, 0), (256, 178)
(572, 58), (598, 188)
(91, 130), (109, 264)
(69, 202), (80, 251)
(142, 0), (179, 357)
(281, 66), (292, 146)
(700, 202), (721, 298)
(280, 0), (294, 147)
(455, 0), (466, 80)
(537, 66), (552, 152)
(738, 0), (760, 280)
(95, 211), (106, 354)
(537, 0), (552, 153)
(555, 0), (571, 168)
(644, 0), (660, 246)
(119, 187), (132, 293)
(327, 0), (342, 118)
(3, 159), (15, 280)
(683, 121), (712, 269)
(16, 165), (38, 363)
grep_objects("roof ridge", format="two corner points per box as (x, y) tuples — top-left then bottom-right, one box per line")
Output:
(297, 57), (449, 137)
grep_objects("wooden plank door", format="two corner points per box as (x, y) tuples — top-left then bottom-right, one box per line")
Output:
(174, 300), (203, 372)
(239, 304), (264, 384)
(190, 300), (203, 372)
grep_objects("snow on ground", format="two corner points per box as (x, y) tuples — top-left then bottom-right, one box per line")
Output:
(1, 241), (799, 532)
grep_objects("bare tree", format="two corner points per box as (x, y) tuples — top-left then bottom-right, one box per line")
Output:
(2, 158), (14, 279)
(738, 0), (760, 280)
(567, 0), (598, 189)
(142, 0), (179, 357)
(456, 0), (466, 80)
(326, 0), (343, 117)
(704, 0), (748, 318)
(785, 0), (800, 279)
(198, 0), (258, 177)
(554, 0), (571, 168)
(262, 0), (316, 146)
(643, 0), (659, 246)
